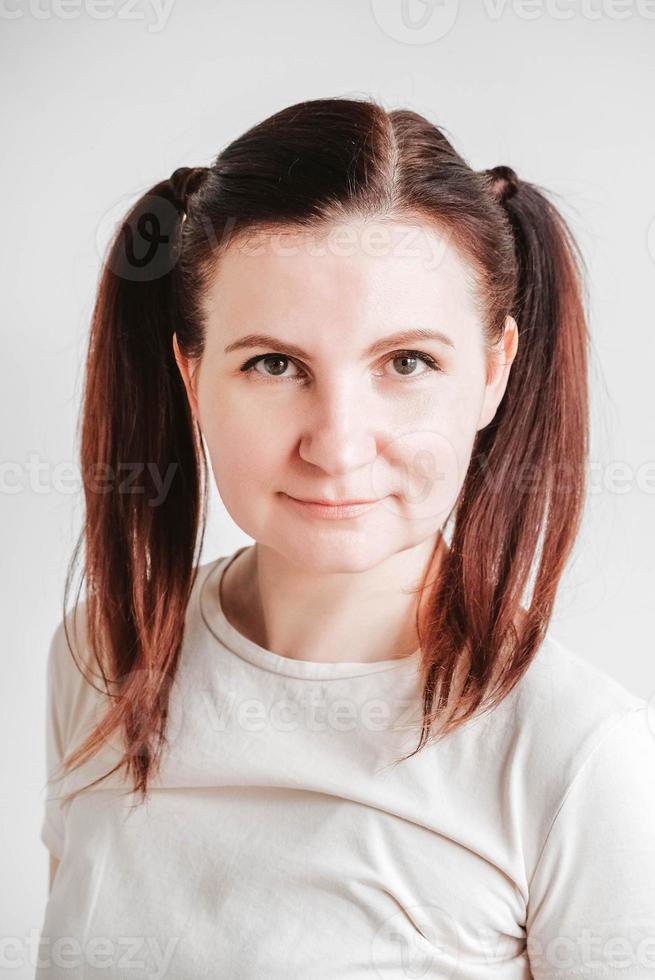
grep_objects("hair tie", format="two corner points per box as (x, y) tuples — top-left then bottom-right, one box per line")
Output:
(168, 166), (209, 220)
(484, 165), (520, 204)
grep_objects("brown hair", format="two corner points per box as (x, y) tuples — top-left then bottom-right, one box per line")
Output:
(53, 96), (589, 802)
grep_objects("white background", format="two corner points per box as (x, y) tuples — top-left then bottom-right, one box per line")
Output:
(1, 1), (654, 974)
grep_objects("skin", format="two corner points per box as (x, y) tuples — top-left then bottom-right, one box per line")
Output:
(173, 217), (518, 665)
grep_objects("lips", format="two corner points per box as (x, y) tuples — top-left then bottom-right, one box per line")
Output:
(282, 494), (383, 520)
(293, 498), (377, 505)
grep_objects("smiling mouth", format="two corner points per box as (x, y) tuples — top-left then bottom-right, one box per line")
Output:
(282, 494), (384, 520)
(293, 497), (378, 505)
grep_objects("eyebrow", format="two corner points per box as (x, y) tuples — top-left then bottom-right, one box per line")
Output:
(224, 327), (455, 359)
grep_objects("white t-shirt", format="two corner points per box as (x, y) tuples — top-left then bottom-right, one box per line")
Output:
(38, 548), (655, 979)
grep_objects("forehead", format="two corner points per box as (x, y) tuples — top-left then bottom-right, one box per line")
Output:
(202, 217), (481, 337)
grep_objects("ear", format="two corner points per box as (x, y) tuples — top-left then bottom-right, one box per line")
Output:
(476, 315), (519, 431)
(172, 333), (200, 422)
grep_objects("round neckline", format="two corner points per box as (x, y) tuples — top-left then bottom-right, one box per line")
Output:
(199, 547), (421, 680)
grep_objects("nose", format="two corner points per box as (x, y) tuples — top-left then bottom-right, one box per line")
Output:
(297, 376), (380, 475)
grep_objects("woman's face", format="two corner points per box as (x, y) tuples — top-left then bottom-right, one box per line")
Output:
(174, 217), (517, 573)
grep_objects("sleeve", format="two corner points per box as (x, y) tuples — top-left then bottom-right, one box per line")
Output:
(39, 621), (69, 860)
(526, 705), (655, 979)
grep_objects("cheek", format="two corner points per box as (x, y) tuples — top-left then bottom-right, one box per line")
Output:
(381, 429), (463, 526)
(197, 396), (289, 505)
(425, 371), (486, 450)
(384, 384), (481, 520)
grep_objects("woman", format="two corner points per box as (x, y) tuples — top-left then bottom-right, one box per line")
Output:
(39, 97), (655, 978)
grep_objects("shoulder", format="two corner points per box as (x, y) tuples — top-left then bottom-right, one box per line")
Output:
(45, 600), (109, 754)
(513, 628), (645, 734)
(478, 626), (645, 761)
(470, 629), (649, 877)
(46, 559), (222, 730)
(46, 600), (94, 701)
(521, 635), (653, 813)
(47, 557), (219, 686)
(514, 630), (646, 790)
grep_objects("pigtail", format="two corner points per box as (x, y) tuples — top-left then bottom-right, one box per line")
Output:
(59, 168), (210, 801)
(409, 167), (590, 750)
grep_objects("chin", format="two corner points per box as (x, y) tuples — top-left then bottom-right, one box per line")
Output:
(261, 530), (407, 575)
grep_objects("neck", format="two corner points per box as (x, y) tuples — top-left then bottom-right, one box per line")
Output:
(220, 533), (445, 665)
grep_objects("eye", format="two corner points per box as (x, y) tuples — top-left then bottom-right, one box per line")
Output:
(240, 354), (301, 381)
(382, 351), (441, 379)
(239, 350), (442, 384)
